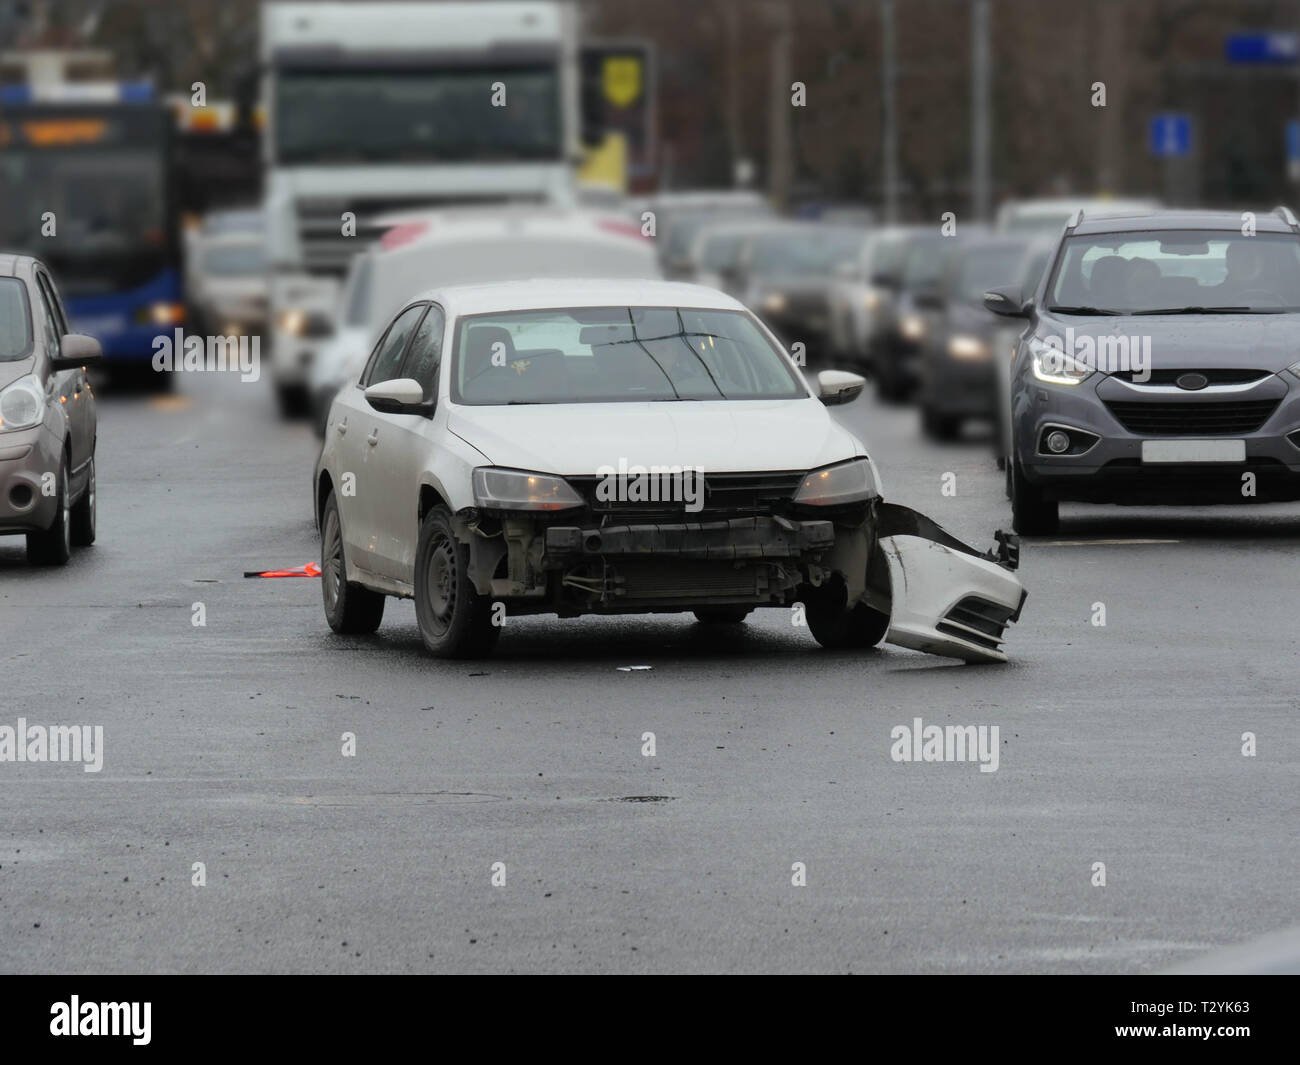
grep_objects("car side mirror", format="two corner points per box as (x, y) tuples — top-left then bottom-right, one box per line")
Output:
(364, 377), (428, 414)
(983, 286), (1031, 318)
(53, 333), (102, 371)
(816, 369), (866, 406)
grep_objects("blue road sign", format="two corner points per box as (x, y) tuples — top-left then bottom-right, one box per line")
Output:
(1149, 113), (1192, 158)
(1226, 32), (1299, 64)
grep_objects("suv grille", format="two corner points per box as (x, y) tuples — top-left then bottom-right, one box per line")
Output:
(1104, 399), (1279, 435)
(1110, 368), (1269, 386)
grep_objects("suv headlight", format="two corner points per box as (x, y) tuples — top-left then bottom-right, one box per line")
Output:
(0, 375), (46, 432)
(793, 458), (880, 506)
(1029, 335), (1093, 386)
(900, 313), (926, 341)
(472, 467), (583, 512)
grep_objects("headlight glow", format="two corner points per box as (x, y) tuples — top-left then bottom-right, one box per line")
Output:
(900, 314), (926, 341)
(947, 334), (991, 361)
(472, 467), (584, 512)
(1029, 336), (1093, 386)
(863, 288), (882, 311)
(792, 458), (880, 507)
(762, 292), (788, 314)
(0, 374), (46, 431)
(278, 308), (307, 336)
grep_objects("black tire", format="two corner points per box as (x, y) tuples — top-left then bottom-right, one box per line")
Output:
(275, 382), (310, 419)
(804, 573), (890, 650)
(414, 505), (499, 658)
(1009, 453), (1059, 535)
(693, 606), (753, 624)
(70, 453), (96, 547)
(320, 493), (385, 634)
(921, 406), (961, 441)
(27, 455), (71, 566)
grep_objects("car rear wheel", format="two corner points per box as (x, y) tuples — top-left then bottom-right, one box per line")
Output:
(1010, 454), (1059, 535)
(27, 455), (71, 566)
(693, 606), (753, 624)
(414, 505), (499, 658)
(804, 572), (890, 650)
(321, 493), (385, 634)
(921, 406), (961, 441)
(70, 454), (96, 547)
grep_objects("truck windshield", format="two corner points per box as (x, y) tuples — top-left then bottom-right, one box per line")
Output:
(275, 67), (562, 164)
(453, 306), (807, 404)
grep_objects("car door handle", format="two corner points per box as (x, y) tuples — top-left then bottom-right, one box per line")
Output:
(367, 429), (379, 447)
(335, 418), (348, 435)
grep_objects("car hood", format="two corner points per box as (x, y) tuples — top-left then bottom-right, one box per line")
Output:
(447, 398), (865, 476)
(0, 357), (35, 391)
(1036, 312), (1300, 373)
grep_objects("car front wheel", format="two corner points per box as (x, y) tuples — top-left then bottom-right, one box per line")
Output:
(27, 455), (71, 566)
(321, 492), (385, 634)
(414, 505), (499, 658)
(1009, 453), (1059, 535)
(804, 572), (890, 650)
(71, 454), (96, 547)
(693, 606), (753, 624)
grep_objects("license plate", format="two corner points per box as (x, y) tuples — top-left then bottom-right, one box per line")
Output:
(1141, 439), (1246, 464)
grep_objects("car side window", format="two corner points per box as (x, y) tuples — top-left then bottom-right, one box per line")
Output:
(361, 304), (426, 388)
(37, 273), (69, 335)
(32, 276), (62, 349)
(399, 304), (444, 402)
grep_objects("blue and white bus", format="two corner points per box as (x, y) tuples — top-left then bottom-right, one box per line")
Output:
(0, 83), (184, 382)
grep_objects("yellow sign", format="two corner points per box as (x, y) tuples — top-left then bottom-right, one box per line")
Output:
(602, 56), (642, 110)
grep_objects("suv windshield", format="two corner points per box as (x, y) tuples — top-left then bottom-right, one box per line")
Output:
(453, 306), (807, 404)
(0, 278), (33, 361)
(1046, 229), (1300, 313)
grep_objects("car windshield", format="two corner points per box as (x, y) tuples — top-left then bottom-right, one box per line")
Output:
(902, 238), (944, 288)
(453, 305), (807, 405)
(203, 243), (266, 277)
(0, 278), (33, 361)
(748, 228), (863, 278)
(1046, 229), (1300, 313)
(950, 245), (1029, 304)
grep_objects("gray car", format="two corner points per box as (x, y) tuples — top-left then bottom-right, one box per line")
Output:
(0, 255), (102, 564)
(986, 208), (1300, 534)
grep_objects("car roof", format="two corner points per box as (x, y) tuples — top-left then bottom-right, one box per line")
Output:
(1072, 208), (1297, 236)
(414, 278), (748, 317)
(0, 253), (37, 279)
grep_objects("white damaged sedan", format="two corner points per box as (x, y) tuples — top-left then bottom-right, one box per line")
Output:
(314, 279), (1026, 662)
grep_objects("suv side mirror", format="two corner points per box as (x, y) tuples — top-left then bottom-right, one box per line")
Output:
(983, 286), (1031, 318)
(364, 377), (428, 414)
(53, 333), (102, 370)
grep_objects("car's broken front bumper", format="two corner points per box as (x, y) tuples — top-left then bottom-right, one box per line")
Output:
(875, 503), (1027, 664)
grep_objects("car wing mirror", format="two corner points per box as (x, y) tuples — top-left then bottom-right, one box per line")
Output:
(364, 377), (427, 414)
(53, 333), (102, 371)
(816, 369), (866, 406)
(982, 286), (1030, 318)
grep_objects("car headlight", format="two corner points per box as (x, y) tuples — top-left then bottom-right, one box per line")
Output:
(862, 288), (882, 311)
(792, 458), (880, 507)
(472, 467), (583, 512)
(762, 292), (787, 314)
(1029, 335), (1093, 386)
(1287, 359), (1300, 382)
(947, 334), (991, 361)
(900, 314), (926, 341)
(0, 374), (46, 432)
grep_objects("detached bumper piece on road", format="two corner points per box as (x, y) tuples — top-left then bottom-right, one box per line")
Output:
(875, 503), (1027, 664)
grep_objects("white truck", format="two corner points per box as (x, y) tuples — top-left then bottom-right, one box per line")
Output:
(261, 1), (585, 415)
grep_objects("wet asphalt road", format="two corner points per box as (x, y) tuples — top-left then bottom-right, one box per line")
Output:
(1, 370), (1297, 973)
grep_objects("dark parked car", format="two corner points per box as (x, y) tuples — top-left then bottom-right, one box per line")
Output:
(0, 254), (101, 564)
(874, 229), (949, 402)
(987, 208), (1300, 534)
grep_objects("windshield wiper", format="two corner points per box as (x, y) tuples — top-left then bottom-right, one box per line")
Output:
(1130, 306), (1260, 315)
(1046, 305), (1122, 316)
